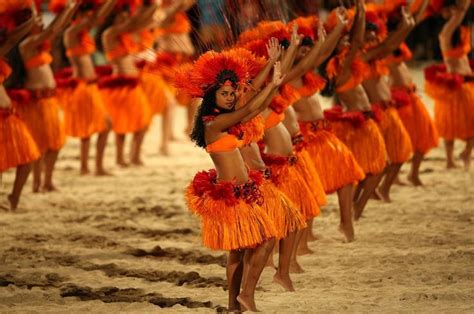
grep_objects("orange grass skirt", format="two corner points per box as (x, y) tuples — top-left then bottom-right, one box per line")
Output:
(260, 178), (306, 239)
(140, 70), (171, 115)
(263, 154), (320, 221)
(376, 107), (413, 164)
(299, 121), (365, 194)
(100, 82), (152, 134)
(0, 112), (40, 171)
(15, 96), (66, 153)
(331, 119), (387, 175)
(62, 82), (108, 138)
(294, 148), (327, 206)
(394, 87), (439, 154)
(186, 169), (276, 250)
(426, 81), (474, 141)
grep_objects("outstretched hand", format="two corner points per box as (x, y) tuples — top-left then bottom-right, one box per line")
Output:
(266, 37), (282, 62)
(290, 23), (301, 47)
(272, 61), (285, 86)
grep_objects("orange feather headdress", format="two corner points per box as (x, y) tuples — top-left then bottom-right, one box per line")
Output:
(365, 5), (388, 42)
(325, 7), (355, 34)
(238, 21), (290, 59)
(288, 16), (319, 45)
(0, 0), (34, 41)
(175, 49), (261, 98)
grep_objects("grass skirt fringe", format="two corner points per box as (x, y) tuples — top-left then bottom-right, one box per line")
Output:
(140, 70), (171, 114)
(99, 77), (152, 134)
(62, 82), (107, 138)
(394, 87), (439, 154)
(186, 169), (276, 250)
(376, 107), (413, 164)
(331, 119), (387, 175)
(426, 80), (474, 141)
(260, 179), (306, 239)
(15, 96), (65, 153)
(299, 122), (365, 194)
(295, 149), (327, 206)
(263, 154), (320, 221)
(0, 112), (40, 171)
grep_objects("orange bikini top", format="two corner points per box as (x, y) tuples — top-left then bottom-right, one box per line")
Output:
(0, 59), (12, 84)
(24, 41), (53, 69)
(106, 33), (138, 61)
(443, 26), (471, 60)
(66, 30), (96, 57)
(265, 111), (285, 129)
(206, 134), (244, 153)
(364, 59), (389, 80)
(139, 29), (157, 50)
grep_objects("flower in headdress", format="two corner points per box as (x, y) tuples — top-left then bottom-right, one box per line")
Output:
(325, 7), (355, 34)
(175, 49), (260, 98)
(365, 6), (388, 41)
(0, 0), (34, 44)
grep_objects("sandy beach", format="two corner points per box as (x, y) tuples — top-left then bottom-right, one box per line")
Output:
(1, 66), (473, 312)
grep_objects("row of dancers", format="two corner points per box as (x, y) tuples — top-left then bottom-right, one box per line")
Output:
(0, 0), (473, 311)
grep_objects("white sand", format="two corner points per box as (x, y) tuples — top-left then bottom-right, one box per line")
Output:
(0, 66), (473, 312)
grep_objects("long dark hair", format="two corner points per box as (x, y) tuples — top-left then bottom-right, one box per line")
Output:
(190, 86), (220, 148)
(95, 5), (132, 52)
(319, 49), (338, 97)
(4, 45), (26, 89)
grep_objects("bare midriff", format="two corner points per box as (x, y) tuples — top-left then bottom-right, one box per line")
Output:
(362, 76), (391, 104)
(444, 56), (472, 76)
(0, 86), (11, 109)
(69, 55), (97, 81)
(24, 65), (56, 90)
(293, 96), (324, 122)
(337, 84), (372, 111)
(209, 150), (250, 184)
(240, 143), (267, 171)
(388, 62), (413, 88)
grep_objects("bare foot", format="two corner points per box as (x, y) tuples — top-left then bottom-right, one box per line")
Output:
(95, 169), (114, 176)
(296, 245), (313, 256)
(407, 173), (423, 186)
(338, 223), (355, 243)
(42, 184), (58, 192)
(393, 175), (407, 186)
(80, 168), (90, 176)
(459, 150), (471, 170)
(159, 145), (170, 156)
(131, 160), (144, 166)
(289, 260), (305, 273)
(237, 294), (258, 312)
(33, 181), (40, 193)
(7, 194), (18, 211)
(273, 272), (295, 292)
(447, 160), (458, 169)
(307, 232), (320, 242)
(375, 188), (390, 203)
(117, 160), (129, 168)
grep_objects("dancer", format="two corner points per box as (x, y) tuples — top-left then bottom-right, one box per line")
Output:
(0, 2), (40, 210)
(62, 0), (116, 175)
(99, 1), (156, 166)
(12, 2), (77, 192)
(239, 21), (323, 272)
(359, 4), (414, 202)
(425, 0), (473, 169)
(322, 0), (386, 220)
(232, 44), (306, 291)
(285, 12), (365, 242)
(180, 49), (284, 312)
(384, 0), (439, 185)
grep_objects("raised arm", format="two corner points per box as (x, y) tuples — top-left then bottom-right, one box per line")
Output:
(413, 0), (429, 25)
(283, 23), (326, 82)
(280, 24), (301, 74)
(210, 62), (284, 132)
(363, 6), (415, 62)
(314, 10), (347, 67)
(246, 38), (282, 98)
(114, 3), (158, 34)
(336, 0), (365, 86)
(0, 15), (39, 56)
(26, 1), (79, 48)
(439, 2), (469, 50)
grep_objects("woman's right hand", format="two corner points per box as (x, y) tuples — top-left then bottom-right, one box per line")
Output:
(267, 37), (282, 62)
(272, 61), (285, 86)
